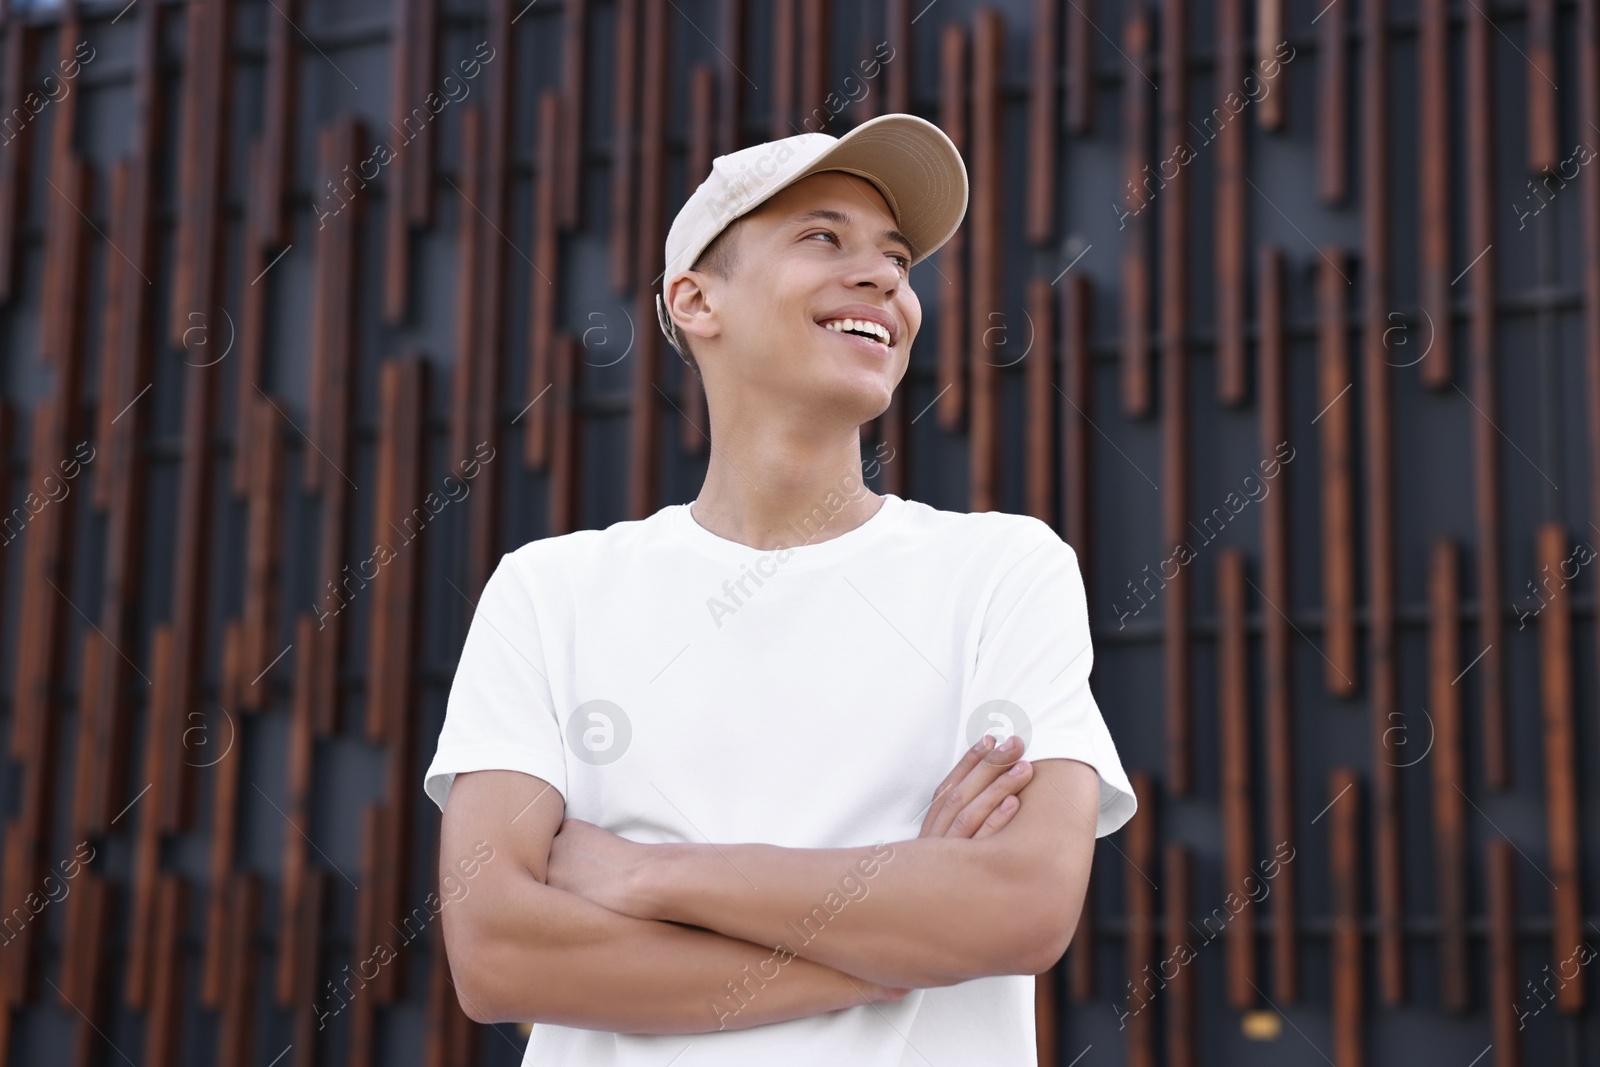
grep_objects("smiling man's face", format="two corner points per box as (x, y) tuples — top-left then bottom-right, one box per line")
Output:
(670, 169), (923, 424)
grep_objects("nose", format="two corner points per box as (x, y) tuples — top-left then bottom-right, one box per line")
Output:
(845, 248), (902, 295)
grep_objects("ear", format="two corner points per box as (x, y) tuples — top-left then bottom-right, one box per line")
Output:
(665, 272), (719, 344)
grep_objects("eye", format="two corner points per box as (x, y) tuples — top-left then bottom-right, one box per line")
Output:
(889, 251), (911, 271)
(804, 230), (840, 245)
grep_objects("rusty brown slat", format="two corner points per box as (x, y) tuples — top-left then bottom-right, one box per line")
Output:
(143, 875), (188, 1067)
(1217, 549), (1255, 1009)
(406, 0), (440, 229)
(38, 3), (84, 371)
(91, 159), (131, 511)
(291, 872), (327, 1067)
(1119, 5), (1152, 417)
(478, 0), (514, 483)
(559, 0), (588, 229)
(1317, 248), (1358, 695)
(1527, 0), (1556, 172)
(1329, 769), (1362, 1067)
(383, 0), (416, 324)
(1535, 523), (1585, 1013)
(1165, 843), (1194, 1067)
(64, 875), (108, 1067)
(368, 358), (426, 744)
(1159, 0), (1191, 795)
(1487, 841), (1521, 1067)
(240, 393), (285, 712)
(350, 804), (383, 1067)
(1317, 0), (1346, 203)
(233, 140), (269, 495)
(1216, 0), (1247, 405)
(166, 0), (232, 349)
(1067, 863), (1093, 999)
(1035, 961), (1056, 1065)
(771, 0), (795, 140)
(885, 0), (911, 116)
(850, 5), (885, 126)
(1124, 771), (1156, 1067)
(201, 621), (245, 1007)
(798, 0), (829, 130)
(936, 22), (968, 430)
(627, 0), (670, 522)
(609, 0), (639, 291)
(1470, 0), (1505, 788)
(58, 863), (104, 1019)
(969, 9), (1004, 514)
(1064, 0), (1091, 133)
(1585, 0), (1600, 808)
(1428, 541), (1468, 1012)
(0, 10), (36, 301)
(1060, 274), (1092, 561)
(1255, 0), (1284, 129)
(276, 613), (318, 1005)
(1418, 0), (1451, 390)
(718, 0), (748, 154)
(680, 66), (714, 457)
(126, 625), (175, 1010)
(450, 105), (483, 480)
(550, 334), (582, 535)
(1025, 278), (1054, 523)
(217, 873), (261, 1067)
(256, 0), (297, 252)
(1026, 0), (1058, 244)
(529, 89), (562, 471)
(1259, 243), (1298, 1002)
(424, 904), (451, 1067)
(1361, 0), (1404, 1005)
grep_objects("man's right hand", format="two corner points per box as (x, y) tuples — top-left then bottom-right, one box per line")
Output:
(917, 734), (1033, 840)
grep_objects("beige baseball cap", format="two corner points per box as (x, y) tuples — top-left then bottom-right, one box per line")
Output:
(654, 113), (969, 356)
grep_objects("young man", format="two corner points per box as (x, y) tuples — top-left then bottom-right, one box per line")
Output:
(423, 113), (1137, 1065)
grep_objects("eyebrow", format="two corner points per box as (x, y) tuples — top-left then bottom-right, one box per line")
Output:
(788, 208), (915, 257)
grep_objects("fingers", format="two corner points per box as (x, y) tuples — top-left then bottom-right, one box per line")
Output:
(923, 735), (1027, 838)
(919, 734), (995, 836)
(973, 794), (1021, 838)
(952, 761), (1031, 838)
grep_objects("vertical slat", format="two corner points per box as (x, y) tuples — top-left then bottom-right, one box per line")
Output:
(1428, 541), (1468, 1012)
(1035, 964), (1056, 1065)
(291, 872), (326, 1067)
(39, 1), (85, 371)
(628, 0), (669, 520)
(349, 805), (383, 1067)
(64, 875), (108, 1067)
(1487, 841), (1521, 1067)
(1417, 0), (1451, 389)
(166, 0), (232, 349)
(937, 23), (968, 430)
(969, 8), (1004, 513)
(1471, 0), (1505, 788)
(217, 873), (260, 1067)
(681, 66), (715, 456)
(126, 626), (175, 1010)
(1255, 0), (1284, 129)
(885, 0), (912, 116)
(609, 0), (639, 292)
(1159, 0), (1190, 795)
(1124, 771), (1156, 1067)
(1064, 0), (1091, 133)
(1217, 549), (1255, 1009)
(1318, 248), (1358, 694)
(383, 0), (415, 323)
(407, 0), (441, 229)
(1329, 769), (1363, 1067)
(718, 0), (748, 153)
(1526, 0), (1556, 172)
(1060, 274), (1093, 561)
(233, 139), (269, 494)
(1067, 864), (1094, 999)
(276, 614), (318, 1005)
(771, 0), (795, 139)
(1361, 0), (1404, 1003)
(1026, 0), (1058, 244)
(1260, 244), (1298, 1001)
(1026, 280), (1054, 523)
(798, 0), (829, 130)
(1317, 0), (1347, 203)
(201, 621), (245, 1008)
(143, 876), (188, 1067)
(240, 394), (285, 712)
(1164, 843), (1194, 1067)
(450, 106), (483, 481)
(1583, 0), (1600, 803)
(1535, 523), (1584, 1014)
(1119, 5), (1152, 416)
(0, 9), (34, 300)
(256, 0), (296, 251)
(550, 334), (583, 535)
(1216, 0), (1247, 404)
(558, 0), (588, 230)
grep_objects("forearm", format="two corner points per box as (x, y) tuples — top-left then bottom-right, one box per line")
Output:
(637, 836), (1053, 988)
(452, 862), (899, 1033)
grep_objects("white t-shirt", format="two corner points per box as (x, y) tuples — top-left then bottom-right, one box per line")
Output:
(424, 491), (1137, 1066)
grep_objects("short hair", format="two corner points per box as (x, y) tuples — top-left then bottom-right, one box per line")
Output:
(666, 215), (746, 382)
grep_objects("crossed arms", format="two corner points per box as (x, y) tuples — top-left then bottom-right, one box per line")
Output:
(438, 737), (1101, 1034)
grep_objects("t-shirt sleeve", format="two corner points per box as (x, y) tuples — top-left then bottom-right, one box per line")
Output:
(964, 525), (1138, 838)
(422, 550), (568, 814)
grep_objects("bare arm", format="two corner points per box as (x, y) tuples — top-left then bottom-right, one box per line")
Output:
(439, 769), (909, 1033)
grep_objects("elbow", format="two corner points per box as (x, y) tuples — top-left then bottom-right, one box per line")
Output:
(445, 913), (529, 1025)
(1007, 880), (1080, 976)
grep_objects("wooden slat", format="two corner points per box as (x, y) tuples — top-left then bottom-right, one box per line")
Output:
(478, 0), (513, 486)
(1026, 0), (1058, 244)
(233, 146), (269, 497)
(38, 1), (84, 371)
(1584, 0), (1600, 818)
(628, 0), (670, 520)
(1317, 0), (1347, 203)
(680, 66), (714, 456)
(217, 873), (261, 1067)
(276, 613), (318, 1005)
(1318, 248), (1358, 695)
(718, 0), (748, 154)
(1119, 4), (1152, 416)
(240, 393), (286, 712)
(1470, 0), (1505, 788)
(64, 875), (108, 1067)
(886, 0), (911, 116)
(1361, 0), (1404, 1003)
(406, 0), (440, 230)
(0, 9), (34, 301)
(1535, 523), (1584, 1014)
(969, 8), (1004, 513)
(1159, 0), (1190, 795)
(450, 105), (483, 483)
(125, 625), (174, 1010)
(143, 875), (188, 1067)
(290, 872), (326, 1067)
(1124, 771), (1156, 1067)
(255, 0), (297, 251)
(1487, 841), (1521, 1067)
(609, 0), (639, 291)
(1329, 769), (1362, 1067)
(1216, 0), (1247, 404)
(1417, 0), (1451, 389)
(559, 0), (589, 230)
(349, 804), (383, 1067)
(383, 0), (415, 323)
(1065, 0), (1091, 133)
(1035, 962), (1056, 1066)
(798, 0), (829, 130)
(1427, 541), (1468, 1012)
(1217, 549), (1255, 1009)
(1526, 0), (1556, 172)
(166, 0), (232, 349)
(201, 621), (245, 1007)
(1255, 0), (1284, 129)
(1060, 274), (1092, 560)
(1260, 243), (1298, 1002)
(936, 22), (968, 430)
(1164, 843), (1194, 1067)
(771, 0), (795, 139)
(1067, 864), (1094, 1000)
(1026, 278), (1054, 523)
(550, 334), (583, 535)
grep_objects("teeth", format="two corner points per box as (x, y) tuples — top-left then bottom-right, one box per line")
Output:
(822, 318), (891, 345)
